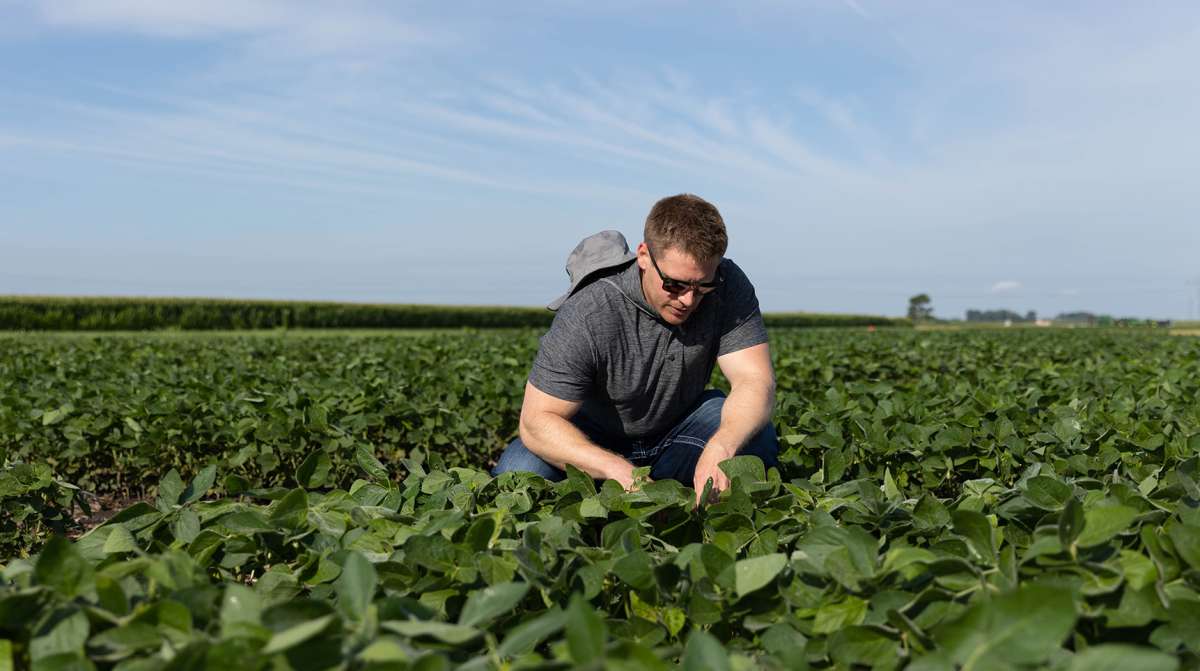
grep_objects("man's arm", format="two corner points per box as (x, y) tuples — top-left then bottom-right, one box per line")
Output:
(518, 381), (640, 489)
(692, 342), (776, 503)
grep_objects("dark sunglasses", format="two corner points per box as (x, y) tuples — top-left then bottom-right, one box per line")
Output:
(647, 245), (723, 296)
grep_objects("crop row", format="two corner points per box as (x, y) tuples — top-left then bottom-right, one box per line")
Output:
(3, 330), (1196, 497)
(0, 296), (907, 330)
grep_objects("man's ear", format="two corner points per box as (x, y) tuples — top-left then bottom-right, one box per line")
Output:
(635, 242), (650, 270)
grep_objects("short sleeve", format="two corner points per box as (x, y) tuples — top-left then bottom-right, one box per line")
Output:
(716, 259), (769, 357)
(528, 298), (598, 401)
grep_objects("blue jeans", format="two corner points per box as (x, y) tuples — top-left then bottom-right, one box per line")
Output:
(491, 389), (780, 484)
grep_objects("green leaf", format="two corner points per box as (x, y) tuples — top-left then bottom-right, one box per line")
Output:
(28, 652), (95, 671)
(566, 594), (606, 664)
(1167, 522), (1200, 569)
(356, 445), (389, 483)
(457, 582), (529, 628)
(1076, 505), (1137, 548)
(1164, 599), (1200, 652)
(41, 404), (73, 427)
(931, 583), (1076, 668)
(813, 597), (868, 635)
(563, 464), (597, 497)
(155, 469), (185, 510)
(579, 497), (607, 519)
(122, 416), (143, 434)
(1059, 498), (1085, 550)
(761, 624), (808, 669)
(219, 510), (275, 534)
(883, 467), (902, 501)
(464, 516), (497, 552)
(146, 599), (193, 635)
(734, 553), (787, 598)
(952, 509), (995, 562)
(35, 536), (92, 598)
(31, 609), (89, 663)
(336, 551), (378, 621)
(261, 614), (336, 655)
(180, 464), (217, 504)
(1118, 550), (1158, 591)
(87, 623), (161, 656)
(496, 607), (566, 658)
(102, 525), (138, 555)
(1067, 644), (1178, 671)
(269, 488), (309, 530)
(205, 639), (269, 670)
(719, 455), (767, 485)
(828, 626), (900, 669)
(914, 494), (951, 531)
(1022, 476), (1074, 510)
(682, 630), (731, 671)
(171, 509), (201, 545)
(664, 607), (686, 638)
(224, 474), (251, 495)
(296, 452), (332, 489)
(382, 620), (481, 644)
(358, 638), (410, 664)
(220, 583), (263, 636)
(613, 550), (655, 591)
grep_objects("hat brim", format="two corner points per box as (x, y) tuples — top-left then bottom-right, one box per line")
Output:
(546, 255), (635, 311)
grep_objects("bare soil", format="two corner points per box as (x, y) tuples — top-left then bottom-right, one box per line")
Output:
(67, 492), (149, 539)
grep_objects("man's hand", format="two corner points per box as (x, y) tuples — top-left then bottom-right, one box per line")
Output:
(693, 442), (735, 506)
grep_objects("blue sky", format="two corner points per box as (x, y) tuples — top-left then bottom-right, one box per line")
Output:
(1, 1), (1198, 319)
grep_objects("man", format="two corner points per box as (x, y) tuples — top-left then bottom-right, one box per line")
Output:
(492, 194), (779, 504)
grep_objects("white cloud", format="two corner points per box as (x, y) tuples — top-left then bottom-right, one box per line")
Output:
(991, 281), (1022, 293)
(32, 0), (439, 55)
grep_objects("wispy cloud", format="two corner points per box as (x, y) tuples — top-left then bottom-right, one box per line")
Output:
(837, 0), (871, 20)
(33, 0), (443, 55)
(3, 2), (1199, 316)
(1, 86), (659, 201)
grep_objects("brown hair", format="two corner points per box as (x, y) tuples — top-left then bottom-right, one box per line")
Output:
(644, 194), (728, 263)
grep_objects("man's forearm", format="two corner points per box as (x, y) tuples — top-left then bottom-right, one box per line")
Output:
(707, 380), (776, 458)
(520, 413), (635, 483)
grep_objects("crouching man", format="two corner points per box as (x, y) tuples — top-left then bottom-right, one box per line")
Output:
(492, 194), (780, 504)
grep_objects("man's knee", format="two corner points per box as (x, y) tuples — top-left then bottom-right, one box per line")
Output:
(697, 388), (727, 413)
(491, 438), (566, 481)
(686, 389), (728, 437)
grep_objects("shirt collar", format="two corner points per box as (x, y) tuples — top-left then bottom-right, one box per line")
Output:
(618, 261), (654, 314)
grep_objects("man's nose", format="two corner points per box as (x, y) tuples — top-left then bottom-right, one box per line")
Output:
(679, 289), (699, 308)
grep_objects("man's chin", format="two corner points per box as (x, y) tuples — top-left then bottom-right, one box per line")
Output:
(662, 306), (690, 323)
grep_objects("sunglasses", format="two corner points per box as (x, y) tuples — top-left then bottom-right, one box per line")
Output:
(647, 245), (723, 296)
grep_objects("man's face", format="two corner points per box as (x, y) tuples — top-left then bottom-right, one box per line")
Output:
(636, 242), (721, 325)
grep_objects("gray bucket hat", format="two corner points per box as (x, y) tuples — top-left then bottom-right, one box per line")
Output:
(547, 230), (637, 311)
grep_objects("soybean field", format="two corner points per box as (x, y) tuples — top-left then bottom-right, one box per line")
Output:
(2, 328), (1199, 670)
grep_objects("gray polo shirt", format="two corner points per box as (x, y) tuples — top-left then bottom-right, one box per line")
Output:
(528, 257), (768, 441)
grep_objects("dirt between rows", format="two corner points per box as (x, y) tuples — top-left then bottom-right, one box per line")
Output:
(67, 492), (148, 540)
